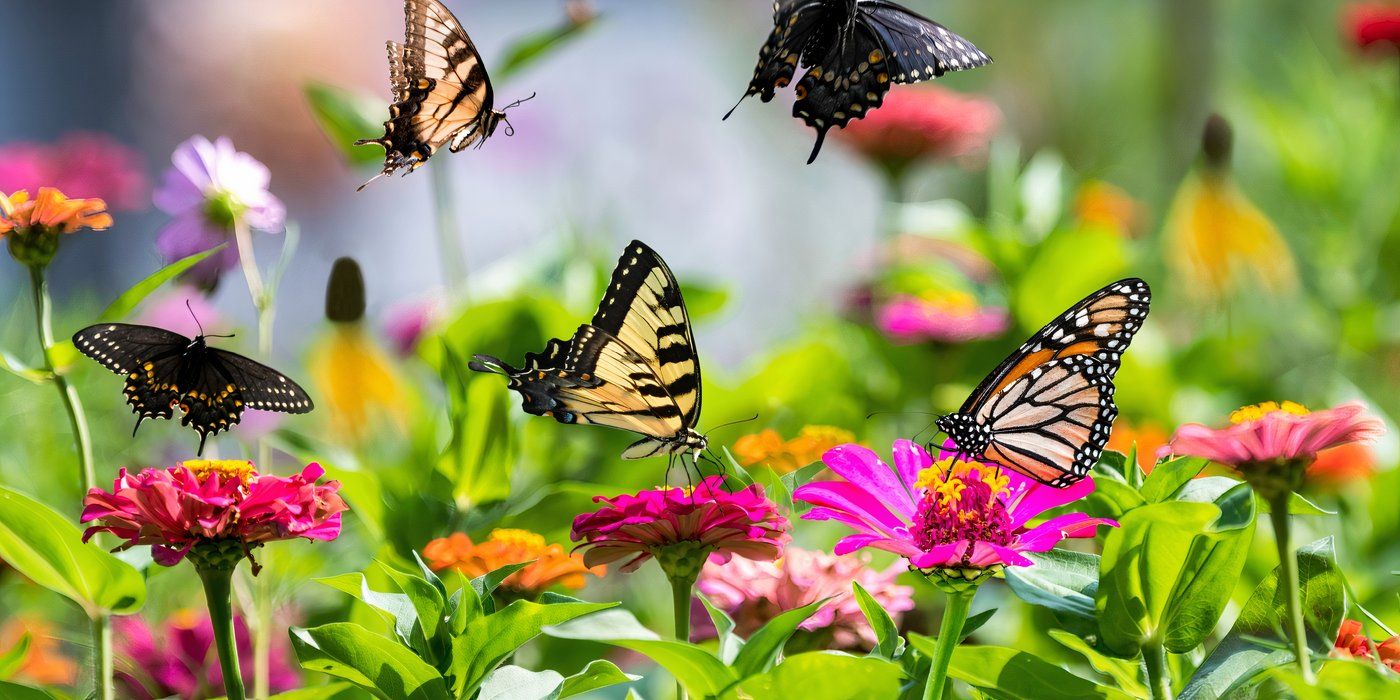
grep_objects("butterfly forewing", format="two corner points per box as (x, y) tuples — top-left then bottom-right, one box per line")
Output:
(863, 1), (992, 82)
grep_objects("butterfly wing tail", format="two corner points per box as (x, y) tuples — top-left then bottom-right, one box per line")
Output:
(806, 127), (830, 164)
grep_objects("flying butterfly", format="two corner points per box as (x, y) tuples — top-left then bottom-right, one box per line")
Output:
(933, 278), (1151, 488)
(726, 0), (992, 163)
(469, 240), (708, 462)
(355, 0), (531, 189)
(73, 321), (313, 455)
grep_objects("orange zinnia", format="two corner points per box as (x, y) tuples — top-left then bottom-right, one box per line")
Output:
(422, 529), (603, 598)
(1105, 421), (1169, 475)
(733, 425), (856, 474)
(0, 187), (112, 236)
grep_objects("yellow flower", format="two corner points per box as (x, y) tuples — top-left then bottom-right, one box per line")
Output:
(915, 458), (1010, 509)
(309, 324), (407, 442)
(422, 529), (604, 598)
(733, 425), (856, 473)
(182, 459), (256, 482)
(1229, 400), (1310, 424)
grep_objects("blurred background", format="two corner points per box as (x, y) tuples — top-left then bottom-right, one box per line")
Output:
(1, 0), (1398, 697)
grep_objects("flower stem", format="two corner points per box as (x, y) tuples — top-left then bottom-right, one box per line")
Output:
(923, 588), (975, 700)
(199, 565), (247, 700)
(428, 164), (467, 295)
(1268, 492), (1314, 683)
(1143, 640), (1173, 700)
(669, 573), (696, 700)
(91, 614), (113, 700)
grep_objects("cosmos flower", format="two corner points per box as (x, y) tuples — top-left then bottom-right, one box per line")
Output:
(1, 188), (113, 267)
(694, 546), (914, 650)
(733, 425), (857, 474)
(794, 441), (1114, 581)
(875, 292), (1009, 344)
(114, 611), (299, 700)
(0, 133), (147, 210)
(154, 135), (285, 289)
(0, 617), (78, 687)
(835, 85), (1000, 178)
(423, 529), (604, 599)
(1343, 3), (1400, 54)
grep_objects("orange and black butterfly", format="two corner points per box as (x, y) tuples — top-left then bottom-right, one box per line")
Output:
(935, 279), (1151, 487)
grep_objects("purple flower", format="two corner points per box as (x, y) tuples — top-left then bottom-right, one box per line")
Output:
(154, 136), (285, 289)
(383, 293), (447, 356)
(115, 611), (299, 699)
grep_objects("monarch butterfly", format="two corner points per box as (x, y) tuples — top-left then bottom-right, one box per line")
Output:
(73, 323), (314, 455)
(726, 0), (992, 163)
(469, 240), (707, 461)
(934, 278), (1151, 487)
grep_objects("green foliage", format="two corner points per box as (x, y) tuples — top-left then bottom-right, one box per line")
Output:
(97, 245), (227, 322)
(924, 640), (1136, 700)
(437, 343), (515, 508)
(0, 681), (60, 700)
(303, 83), (387, 167)
(495, 9), (598, 82)
(852, 581), (902, 660)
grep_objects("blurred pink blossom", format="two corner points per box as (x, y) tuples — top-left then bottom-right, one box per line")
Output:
(136, 285), (229, 338)
(0, 133), (147, 210)
(115, 611), (298, 700)
(836, 86), (1001, 174)
(383, 293), (447, 356)
(876, 293), (1009, 344)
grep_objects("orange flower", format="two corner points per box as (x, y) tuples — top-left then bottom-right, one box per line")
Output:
(0, 187), (112, 236)
(422, 529), (603, 598)
(1105, 421), (1169, 475)
(1074, 181), (1143, 237)
(0, 617), (79, 686)
(734, 425), (856, 474)
(1305, 442), (1377, 491)
(1333, 618), (1400, 674)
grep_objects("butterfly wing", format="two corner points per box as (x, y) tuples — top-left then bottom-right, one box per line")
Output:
(725, 0), (838, 118)
(74, 324), (190, 428)
(357, 0), (497, 184)
(206, 349), (315, 415)
(860, 1), (992, 83)
(791, 19), (892, 163)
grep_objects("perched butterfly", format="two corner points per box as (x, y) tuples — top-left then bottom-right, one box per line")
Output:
(73, 323), (313, 455)
(726, 0), (992, 163)
(934, 279), (1151, 488)
(470, 240), (707, 461)
(355, 0), (530, 189)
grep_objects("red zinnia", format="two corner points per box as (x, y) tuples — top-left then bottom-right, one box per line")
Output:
(1344, 3), (1400, 53)
(835, 86), (1000, 176)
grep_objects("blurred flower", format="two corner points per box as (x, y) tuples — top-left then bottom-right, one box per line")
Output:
(571, 476), (790, 582)
(836, 86), (1000, 180)
(1164, 401), (1385, 498)
(876, 292), (1009, 344)
(733, 425), (856, 474)
(384, 293), (447, 356)
(695, 547), (914, 650)
(115, 610), (299, 700)
(136, 285), (228, 337)
(154, 135), (285, 289)
(1074, 180), (1143, 237)
(0, 133), (147, 210)
(312, 258), (407, 441)
(795, 441), (1115, 584)
(2, 188), (112, 267)
(1343, 3), (1400, 54)
(1105, 420), (1169, 475)
(423, 529), (604, 599)
(0, 617), (78, 686)
(1164, 114), (1296, 303)
(1332, 619), (1400, 673)
(82, 460), (346, 571)
(1305, 442), (1377, 491)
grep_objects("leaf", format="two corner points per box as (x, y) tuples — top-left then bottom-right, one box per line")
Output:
(0, 349), (51, 384)
(559, 660), (640, 698)
(496, 11), (597, 82)
(1268, 658), (1399, 699)
(1259, 491), (1337, 516)
(0, 681), (58, 700)
(290, 624), (451, 700)
(731, 598), (828, 678)
(98, 245), (227, 321)
(315, 573), (428, 654)
(1179, 538), (1346, 700)
(935, 643), (1138, 700)
(728, 651), (903, 700)
(379, 563), (447, 661)
(544, 608), (737, 698)
(852, 582), (901, 660)
(0, 486), (145, 618)
(1004, 549), (1100, 623)
(781, 462), (829, 514)
(267, 683), (359, 700)
(959, 607), (997, 642)
(680, 280), (730, 321)
(471, 562), (533, 609)
(1047, 630), (1147, 697)
(438, 347), (514, 507)
(1159, 483), (1256, 653)
(450, 597), (615, 697)
(698, 595), (745, 665)
(477, 665), (565, 700)
(1013, 228), (1128, 330)
(1138, 457), (1208, 503)
(303, 82), (389, 166)
(0, 633), (31, 679)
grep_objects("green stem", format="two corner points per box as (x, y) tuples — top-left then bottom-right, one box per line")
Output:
(669, 573), (696, 700)
(91, 615), (113, 700)
(1143, 640), (1173, 700)
(922, 588), (975, 700)
(429, 164), (467, 295)
(1268, 492), (1314, 683)
(199, 565), (246, 700)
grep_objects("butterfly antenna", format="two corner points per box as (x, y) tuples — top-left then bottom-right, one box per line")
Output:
(911, 417), (944, 446)
(865, 410), (941, 420)
(502, 92), (537, 111)
(186, 299), (205, 337)
(705, 413), (760, 435)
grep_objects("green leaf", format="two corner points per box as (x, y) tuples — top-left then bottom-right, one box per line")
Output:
(98, 246), (227, 321)
(731, 598), (828, 679)
(0, 633), (31, 679)
(680, 280), (731, 321)
(439, 347), (514, 507)
(1160, 483), (1256, 653)
(544, 608), (737, 698)
(936, 643), (1138, 700)
(496, 11), (597, 82)
(559, 660), (640, 698)
(451, 597), (615, 697)
(290, 623), (451, 700)
(1047, 630), (1147, 697)
(1269, 658), (1399, 699)
(1004, 549), (1100, 623)
(0, 486), (145, 618)
(959, 607), (997, 642)
(477, 665), (565, 700)
(781, 462), (829, 514)
(727, 651), (903, 700)
(267, 683), (359, 700)
(471, 561), (533, 611)
(0, 349), (51, 384)
(303, 82), (389, 166)
(1179, 538), (1345, 700)
(315, 572), (428, 653)
(1259, 491), (1337, 516)
(1013, 228), (1128, 330)
(0, 681), (58, 700)
(698, 595), (745, 665)
(379, 563), (447, 659)
(1138, 457), (1208, 503)
(852, 582), (901, 660)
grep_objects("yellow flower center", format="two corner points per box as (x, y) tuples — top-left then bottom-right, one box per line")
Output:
(170, 608), (202, 629)
(183, 459), (257, 482)
(1229, 401), (1310, 425)
(488, 529), (546, 554)
(920, 289), (979, 315)
(915, 458), (1010, 508)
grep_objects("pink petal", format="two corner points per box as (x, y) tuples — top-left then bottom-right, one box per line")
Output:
(821, 444), (916, 517)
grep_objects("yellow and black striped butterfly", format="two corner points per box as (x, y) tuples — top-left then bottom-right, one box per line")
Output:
(73, 323), (314, 455)
(356, 0), (529, 189)
(935, 278), (1151, 487)
(470, 240), (707, 460)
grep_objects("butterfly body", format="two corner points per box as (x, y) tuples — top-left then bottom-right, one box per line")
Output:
(74, 323), (313, 455)
(933, 279), (1151, 487)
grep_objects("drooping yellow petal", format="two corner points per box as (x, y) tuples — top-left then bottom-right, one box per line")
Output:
(1165, 173), (1297, 302)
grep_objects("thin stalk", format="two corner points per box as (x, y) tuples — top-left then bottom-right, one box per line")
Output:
(1269, 493), (1314, 683)
(1143, 640), (1173, 700)
(670, 573), (696, 700)
(199, 566), (247, 700)
(90, 614), (113, 700)
(428, 164), (467, 295)
(922, 588), (975, 700)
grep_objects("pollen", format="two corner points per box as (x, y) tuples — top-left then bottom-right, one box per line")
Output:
(1229, 401), (1310, 424)
(183, 459), (257, 483)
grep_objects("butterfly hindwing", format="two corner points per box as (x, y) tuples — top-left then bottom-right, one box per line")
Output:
(863, 1), (992, 82)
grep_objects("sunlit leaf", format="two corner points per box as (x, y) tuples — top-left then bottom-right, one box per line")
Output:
(934, 642), (1138, 700)
(303, 82), (388, 166)
(853, 582), (901, 660)
(496, 12), (598, 82)
(729, 651), (903, 699)
(0, 349), (50, 384)
(98, 245), (227, 322)
(290, 623), (451, 700)
(731, 598), (827, 678)
(450, 596), (615, 697)
(544, 608), (737, 697)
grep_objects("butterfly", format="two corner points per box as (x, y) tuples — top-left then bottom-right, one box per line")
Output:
(469, 240), (708, 461)
(933, 278), (1151, 488)
(355, 0), (529, 190)
(726, 0), (992, 163)
(73, 323), (314, 455)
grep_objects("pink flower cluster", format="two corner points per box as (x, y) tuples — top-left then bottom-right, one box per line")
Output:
(82, 461), (346, 568)
(836, 85), (1001, 168)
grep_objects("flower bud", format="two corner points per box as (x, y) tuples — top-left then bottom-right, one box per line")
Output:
(325, 257), (366, 323)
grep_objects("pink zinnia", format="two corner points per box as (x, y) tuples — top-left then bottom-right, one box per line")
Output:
(571, 476), (790, 577)
(835, 86), (1000, 174)
(115, 611), (299, 700)
(876, 293), (1009, 344)
(695, 546), (914, 650)
(794, 441), (1115, 580)
(0, 133), (147, 210)
(82, 460), (346, 570)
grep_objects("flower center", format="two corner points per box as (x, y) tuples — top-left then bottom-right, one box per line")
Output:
(488, 528), (546, 556)
(183, 459), (256, 483)
(1229, 400), (1310, 424)
(911, 458), (1014, 557)
(202, 190), (245, 228)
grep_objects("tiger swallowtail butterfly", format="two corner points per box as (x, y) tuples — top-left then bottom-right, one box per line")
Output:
(934, 278), (1151, 488)
(73, 323), (313, 455)
(726, 0), (992, 163)
(470, 240), (707, 461)
(356, 0), (528, 189)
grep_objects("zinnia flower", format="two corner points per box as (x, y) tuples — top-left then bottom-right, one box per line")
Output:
(2, 188), (112, 268)
(154, 135), (285, 289)
(1164, 401), (1385, 498)
(794, 441), (1115, 583)
(0, 617), (78, 686)
(1332, 619), (1400, 673)
(115, 610), (300, 700)
(571, 476), (790, 581)
(1305, 443), (1377, 492)
(694, 546), (914, 650)
(1104, 420), (1169, 475)
(423, 529), (604, 599)
(733, 425), (857, 474)
(875, 292), (1009, 344)
(1344, 3), (1400, 54)
(81, 459), (346, 571)
(835, 85), (1000, 180)
(310, 258), (407, 442)
(0, 133), (147, 210)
